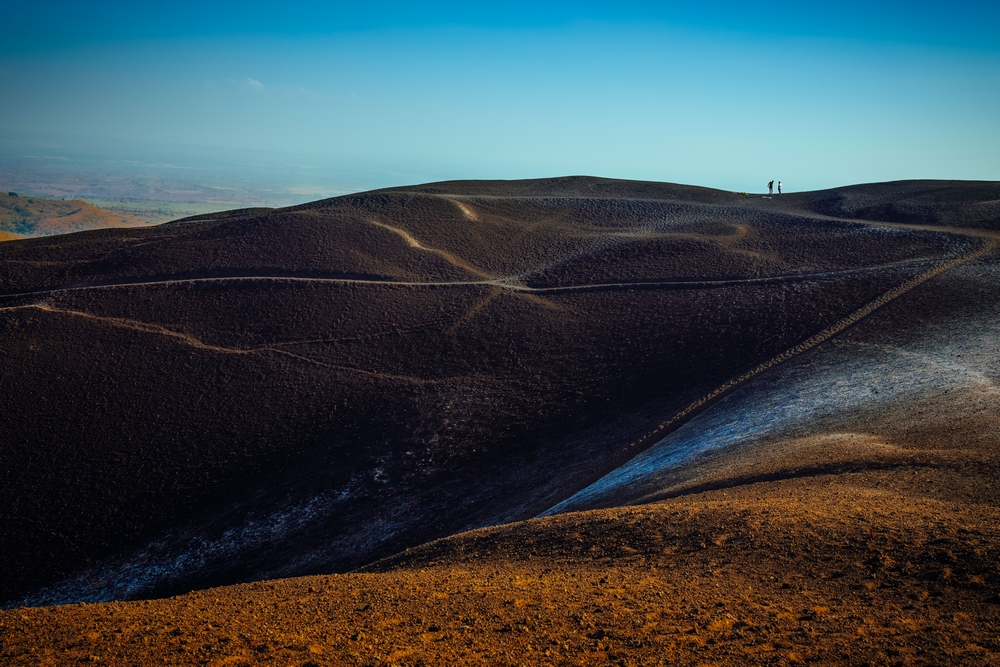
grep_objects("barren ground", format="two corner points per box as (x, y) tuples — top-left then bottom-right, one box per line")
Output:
(1, 178), (999, 664)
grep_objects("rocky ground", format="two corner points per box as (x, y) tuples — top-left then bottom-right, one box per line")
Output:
(2, 178), (999, 664)
(3, 474), (998, 665)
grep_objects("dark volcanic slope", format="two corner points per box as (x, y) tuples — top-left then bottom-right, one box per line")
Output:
(789, 179), (1000, 230)
(1, 177), (997, 607)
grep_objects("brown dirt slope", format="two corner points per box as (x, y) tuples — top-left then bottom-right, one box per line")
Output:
(0, 193), (144, 238)
(2, 453), (997, 665)
(0, 177), (998, 617)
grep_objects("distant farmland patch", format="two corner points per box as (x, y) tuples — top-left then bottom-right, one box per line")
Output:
(0, 193), (147, 238)
(81, 198), (255, 225)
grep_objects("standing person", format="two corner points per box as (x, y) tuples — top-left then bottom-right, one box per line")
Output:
(768, 180), (774, 195)
(778, 181), (782, 195)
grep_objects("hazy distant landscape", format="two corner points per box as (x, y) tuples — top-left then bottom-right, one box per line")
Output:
(0, 136), (397, 230)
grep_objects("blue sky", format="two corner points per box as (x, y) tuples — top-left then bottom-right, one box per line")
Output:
(2, 1), (999, 192)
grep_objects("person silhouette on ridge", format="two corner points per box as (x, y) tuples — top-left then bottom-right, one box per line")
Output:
(768, 180), (774, 195)
(778, 181), (782, 195)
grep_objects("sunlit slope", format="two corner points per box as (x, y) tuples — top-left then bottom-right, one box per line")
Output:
(0, 193), (144, 238)
(1, 177), (996, 608)
(4, 455), (998, 665)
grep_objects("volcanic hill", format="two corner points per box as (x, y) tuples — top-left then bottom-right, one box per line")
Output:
(0, 192), (144, 239)
(1, 177), (999, 665)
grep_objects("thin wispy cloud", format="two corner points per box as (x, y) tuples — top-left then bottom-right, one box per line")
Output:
(243, 77), (264, 91)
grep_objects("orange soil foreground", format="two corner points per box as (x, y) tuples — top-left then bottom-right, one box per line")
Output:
(3, 470), (998, 667)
